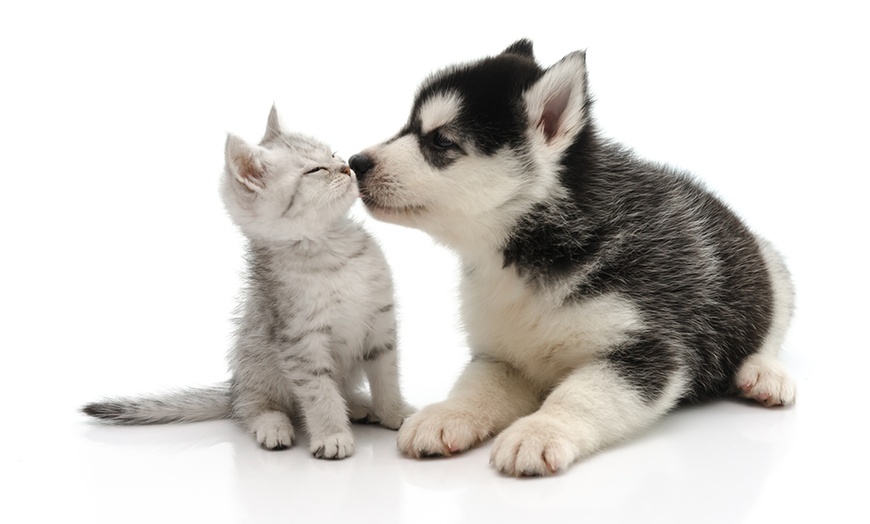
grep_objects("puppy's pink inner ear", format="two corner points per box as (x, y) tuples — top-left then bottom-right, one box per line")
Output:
(540, 89), (571, 142)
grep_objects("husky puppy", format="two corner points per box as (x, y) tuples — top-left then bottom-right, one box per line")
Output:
(349, 40), (795, 476)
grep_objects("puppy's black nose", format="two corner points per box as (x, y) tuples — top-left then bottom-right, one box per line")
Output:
(348, 154), (374, 181)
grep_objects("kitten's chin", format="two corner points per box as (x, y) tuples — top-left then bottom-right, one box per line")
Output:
(338, 186), (360, 214)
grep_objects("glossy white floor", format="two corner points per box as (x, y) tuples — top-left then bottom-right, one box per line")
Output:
(3, 2), (867, 523)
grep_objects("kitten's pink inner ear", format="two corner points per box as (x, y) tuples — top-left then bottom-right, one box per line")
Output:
(235, 153), (265, 191)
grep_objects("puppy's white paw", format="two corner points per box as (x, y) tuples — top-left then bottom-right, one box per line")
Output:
(310, 431), (355, 460)
(397, 402), (491, 458)
(490, 414), (577, 477)
(250, 411), (295, 450)
(736, 354), (796, 407)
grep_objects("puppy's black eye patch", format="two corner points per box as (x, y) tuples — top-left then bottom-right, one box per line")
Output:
(419, 132), (464, 169)
(431, 131), (456, 150)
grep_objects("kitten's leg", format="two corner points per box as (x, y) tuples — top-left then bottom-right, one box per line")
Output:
(362, 348), (415, 429)
(232, 393), (296, 451)
(361, 306), (415, 429)
(282, 334), (354, 459)
(247, 411), (296, 450)
(342, 367), (376, 422)
(345, 391), (375, 423)
(490, 359), (684, 476)
(397, 356), (540, 458)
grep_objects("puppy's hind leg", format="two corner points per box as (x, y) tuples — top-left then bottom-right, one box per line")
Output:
(736, 353), (796, 407)
(736, 238), (796, 407)
(397, 356), (540, 458)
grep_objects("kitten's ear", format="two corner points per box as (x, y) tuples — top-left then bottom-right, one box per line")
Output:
(262, 104), (283, 143)
(501, 39), (535, 60)
(225, 134), (266, 193)
(523, 50), (589, 153)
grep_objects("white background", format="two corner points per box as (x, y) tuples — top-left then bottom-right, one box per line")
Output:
(2, 1), (868, 522)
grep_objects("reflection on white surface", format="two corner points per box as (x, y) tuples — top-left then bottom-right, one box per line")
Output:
(57, 400), (797, 524)
(1, 1), (867, 523)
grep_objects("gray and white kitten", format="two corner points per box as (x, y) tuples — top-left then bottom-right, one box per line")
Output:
(83, 107), (413, 459)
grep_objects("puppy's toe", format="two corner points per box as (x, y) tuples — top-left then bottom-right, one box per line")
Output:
(490, 415), (577, 477)
(397, 402), (491, 458)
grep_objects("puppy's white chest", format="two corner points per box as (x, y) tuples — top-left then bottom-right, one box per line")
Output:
(460, 263), (643, 383)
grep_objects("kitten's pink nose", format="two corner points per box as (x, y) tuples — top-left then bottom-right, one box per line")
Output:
(340, 165), (352, 176)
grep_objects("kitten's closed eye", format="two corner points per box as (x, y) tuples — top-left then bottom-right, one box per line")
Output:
(305, 167), (327, 175)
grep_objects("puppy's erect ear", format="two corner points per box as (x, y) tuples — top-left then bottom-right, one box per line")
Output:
(501, 39), (535, 60)
(261, 104), (283, 143)
(225, 134), (266, 193)
(524, 51), (589, 152)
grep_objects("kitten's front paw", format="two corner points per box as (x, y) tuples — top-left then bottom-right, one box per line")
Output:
(250, 411), (295, 450)
(397, 401), (491, 458)
(490, 414), (578, 477)
(376, 402), (417, 430)
(310, 431), (355, 460)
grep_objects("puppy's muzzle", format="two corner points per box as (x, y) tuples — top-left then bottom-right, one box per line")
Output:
(348, 154), (375, 183)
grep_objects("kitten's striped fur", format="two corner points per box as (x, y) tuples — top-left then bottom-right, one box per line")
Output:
(83, 107), (413, 459)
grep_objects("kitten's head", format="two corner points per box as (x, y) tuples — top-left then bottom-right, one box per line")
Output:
(222, 106), (357, 241)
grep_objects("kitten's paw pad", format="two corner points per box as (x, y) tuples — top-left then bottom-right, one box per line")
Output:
(250, 411), (295, 450)
(490, 415), (577, 477)
(397, 402), (490, 458)
(375, 403), (417, 430)
(310, 431), (354, 460)
(736, 354), (796, 407)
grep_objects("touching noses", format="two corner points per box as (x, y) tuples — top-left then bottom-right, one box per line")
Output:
(348, 154), (374, 182)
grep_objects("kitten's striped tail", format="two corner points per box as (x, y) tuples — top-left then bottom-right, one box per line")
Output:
(82, 382), (232, 424)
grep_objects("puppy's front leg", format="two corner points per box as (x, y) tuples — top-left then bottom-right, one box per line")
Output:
(398, 356), (539, 458)
(490, 360), (681, 476)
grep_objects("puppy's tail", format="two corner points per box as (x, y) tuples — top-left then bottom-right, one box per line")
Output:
(82, 382), (232, 424)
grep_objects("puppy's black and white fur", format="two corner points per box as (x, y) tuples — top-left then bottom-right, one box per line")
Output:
(350, 40), (795, 476)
